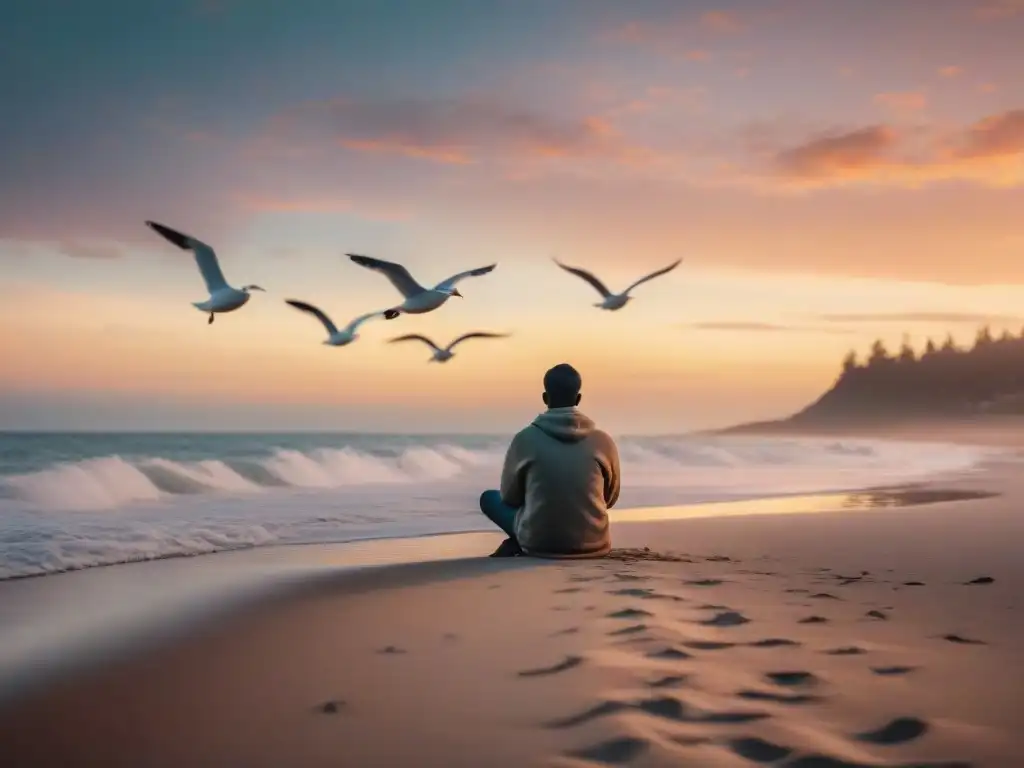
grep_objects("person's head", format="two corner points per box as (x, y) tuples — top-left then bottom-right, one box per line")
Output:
(542, 363), (582, 409)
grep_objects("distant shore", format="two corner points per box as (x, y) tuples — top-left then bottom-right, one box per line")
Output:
(711, 413), (1024, 449)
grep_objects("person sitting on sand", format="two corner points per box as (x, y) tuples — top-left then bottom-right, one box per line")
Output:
(479, 363), (621, 558)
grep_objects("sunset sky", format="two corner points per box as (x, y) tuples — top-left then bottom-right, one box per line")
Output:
(3, 0), (1024, 433)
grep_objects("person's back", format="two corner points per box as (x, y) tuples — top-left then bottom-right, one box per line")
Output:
(479, 363), (620, 558)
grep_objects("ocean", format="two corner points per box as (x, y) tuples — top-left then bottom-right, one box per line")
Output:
(0, 431), (1001, 580)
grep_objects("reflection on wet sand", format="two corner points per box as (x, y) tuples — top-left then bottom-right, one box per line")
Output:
(616, 486), (998, 523)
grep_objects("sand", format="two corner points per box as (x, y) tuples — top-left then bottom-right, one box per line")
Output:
(1, 465), (1022, 766)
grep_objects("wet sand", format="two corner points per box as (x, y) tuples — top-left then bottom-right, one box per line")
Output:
(0, 468), (1021, 766)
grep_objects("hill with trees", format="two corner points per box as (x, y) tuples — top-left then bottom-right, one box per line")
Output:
(722, 325), (1024, 432)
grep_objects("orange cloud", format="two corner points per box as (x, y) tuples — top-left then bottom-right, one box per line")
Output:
(974, 0), (1024, 19)
(774, 126), (899, 181)
(938, 65), (963, 78)
(603, 8), (743, 55)
(700, 10), (742, 33)
(952, 108), (1024, 159)
(768, 109), (1024, 189)
(873, 91), (928, 113)
(338, 138), (472, 165)
(262, 96), (660, 173)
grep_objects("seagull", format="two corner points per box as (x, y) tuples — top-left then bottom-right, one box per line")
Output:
(285, 299), (385, 346)
(388, 332), (510, 363)
(347, 254), (496, 319)
(146, 221), (265, 324)
(553, 257), (682, 311)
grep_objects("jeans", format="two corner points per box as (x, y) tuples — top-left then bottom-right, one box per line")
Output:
(479, 489), (519, 539)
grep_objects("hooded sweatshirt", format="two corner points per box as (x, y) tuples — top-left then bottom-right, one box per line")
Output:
(499, 407), (620, 558)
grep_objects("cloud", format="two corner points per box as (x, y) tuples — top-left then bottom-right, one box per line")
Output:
(938, 65), (963, 78)
(953, 108), (1024, 159)
(766, 109), (1024, 189)
(773, 126), (898, 181)
(603, 8), (744, 56)
(265, 98), (624, 165)
(700, 10), (742, 33)
(816, 312), (1024, 325)
(974, 0), (1024, 19)
(56, 240), (125, 259)
(873, 91), (928, 114)
(685, 321), (855, 334)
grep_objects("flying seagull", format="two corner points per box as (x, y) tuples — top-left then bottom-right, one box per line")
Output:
(553, 257), (682, 311)
(388, 332), (510, 363)
(347, 254), (496, 319)
(285, 300), (385, 346)
(146, 221), (265, 324)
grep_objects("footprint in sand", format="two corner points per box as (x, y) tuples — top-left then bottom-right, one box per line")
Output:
(608, 623), (648, 637)
(903, 581), (926, 587)
(646, 646), (693, 660)
(608, 587), (653, 598)
(554, 586), (584, 594)
(871, 666), (916, 676)
(517, 655), (583, 678)
(697, 603), (731, 611)
(567, 736), (647, 765)
(648, 674), (689, 689)
(607, 607), (653, 620)
(700, 610), (750, 627)
(941, 634), (986, 645)
(728, 736), (794, 762)
(766, 671), (819, 688)
(824, 646), (866, 656)
(810, 592), (842, 600)
(798, 615), (829, 624)
(749, 638), (802, 648)
(855, 716), (928, 745)
(736, 689), (822, 705)
(963, 576), (995, 586)
(786, 588), (810, 594)
(683, 640), (736, 651)
(546, 695), (769, 729)
(685, 578), (725, 587)
(317, 700), (344, 714)
(378, 645), (406, 655)
(550, 627), (579, 637)
(783, 754), (969, 767)
(865, 610), (889, 621)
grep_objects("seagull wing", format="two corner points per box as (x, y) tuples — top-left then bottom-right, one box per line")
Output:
(347, 254), (425, 298)
(388, 334), (442, 353)
(623, 259), (682, 295)
(553, 259), (612, 298)
(285, 299), (339, 335)
(343, 310), (385, 334)
(434, 263), (497, 291)
(146, 220), (229, 293)
(446, 332), (510, 352)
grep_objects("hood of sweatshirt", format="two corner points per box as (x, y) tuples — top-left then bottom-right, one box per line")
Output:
(531, 407), (596, 444)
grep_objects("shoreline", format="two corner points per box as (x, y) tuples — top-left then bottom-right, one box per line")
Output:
(0, 470), (1012, 708)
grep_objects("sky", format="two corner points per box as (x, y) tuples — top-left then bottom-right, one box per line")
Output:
(2, 0), (1024, 433)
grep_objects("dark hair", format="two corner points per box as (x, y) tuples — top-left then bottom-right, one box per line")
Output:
(543, 363), (582, 406)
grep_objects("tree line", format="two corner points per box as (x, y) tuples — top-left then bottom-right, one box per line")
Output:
(791, 326), (1024, 422)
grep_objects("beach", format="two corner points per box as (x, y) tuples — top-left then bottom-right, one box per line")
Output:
(0, 446), (1021, 767)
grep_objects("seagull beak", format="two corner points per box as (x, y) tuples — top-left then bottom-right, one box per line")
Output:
(452, 288), (463, 298)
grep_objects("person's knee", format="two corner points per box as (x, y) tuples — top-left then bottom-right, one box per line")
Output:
(479, 489), (500, 512)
